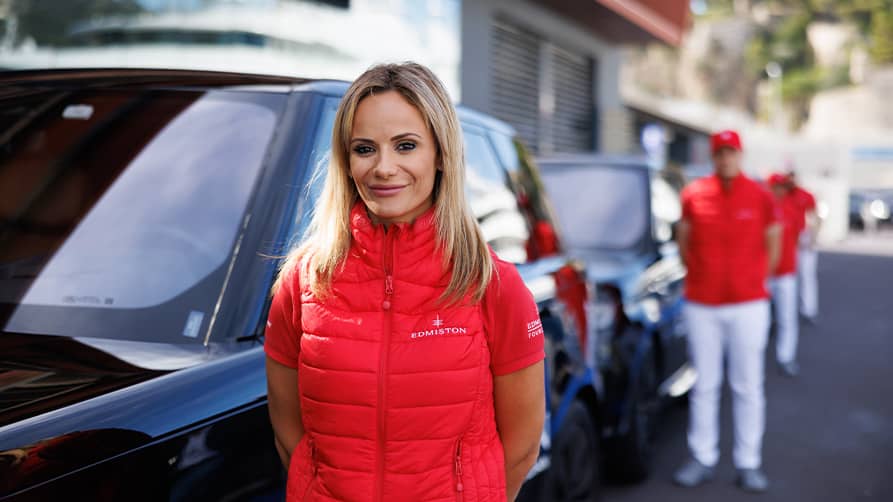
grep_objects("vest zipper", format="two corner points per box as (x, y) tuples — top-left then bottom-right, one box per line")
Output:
(454, 438), (465, 502)
(375, 229), (396, 502)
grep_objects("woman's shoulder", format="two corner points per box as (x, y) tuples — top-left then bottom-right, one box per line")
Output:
(274, 252), (308, 297)
(484, 251), (526, 300)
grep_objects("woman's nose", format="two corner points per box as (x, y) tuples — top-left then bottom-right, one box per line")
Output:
(373, 150), (399, 178)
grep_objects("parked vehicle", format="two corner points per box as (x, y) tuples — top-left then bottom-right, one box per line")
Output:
(849, 189), (892, 231)
(0, 69), (600, 501)
(537, 154), (693, 483)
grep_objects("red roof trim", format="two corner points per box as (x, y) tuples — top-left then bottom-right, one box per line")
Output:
(594, 0), (687, 46)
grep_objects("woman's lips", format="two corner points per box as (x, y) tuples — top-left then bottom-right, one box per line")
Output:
(369, 185), (406, 197)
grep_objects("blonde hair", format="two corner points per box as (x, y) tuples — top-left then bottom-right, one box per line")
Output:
(273, 62), (494, 303)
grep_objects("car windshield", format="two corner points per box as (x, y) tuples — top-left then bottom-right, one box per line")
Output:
(540, 163), (649, 250)
(0, 88), (285, 344)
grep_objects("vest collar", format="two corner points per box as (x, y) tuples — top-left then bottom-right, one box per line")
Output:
(349, 200), (438, 253)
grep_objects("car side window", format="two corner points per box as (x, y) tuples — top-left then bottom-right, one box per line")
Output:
(463, 129), (530, 264)
(284, 97), (340, 247)
(464, 130), (507, 186)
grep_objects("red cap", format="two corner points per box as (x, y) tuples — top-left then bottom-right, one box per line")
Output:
(767, 173), (788, 186)
(711, 130), (742, 154)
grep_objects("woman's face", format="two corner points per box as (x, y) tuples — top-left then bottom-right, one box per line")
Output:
(349, 90), (439, 226)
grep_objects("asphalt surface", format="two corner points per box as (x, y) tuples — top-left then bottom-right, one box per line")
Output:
(603, 233), (893, 501)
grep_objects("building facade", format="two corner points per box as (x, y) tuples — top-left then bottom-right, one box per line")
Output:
(460, 0), (689, 155)
(1, 0), (689, 155)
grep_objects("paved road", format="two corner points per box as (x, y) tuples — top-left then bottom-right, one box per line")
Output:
(604, 236), (893, 501)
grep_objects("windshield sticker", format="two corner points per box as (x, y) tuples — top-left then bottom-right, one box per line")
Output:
(62, 104), (94, 120)
(61, 295), (115, 306)
(182, 311), (205, 339)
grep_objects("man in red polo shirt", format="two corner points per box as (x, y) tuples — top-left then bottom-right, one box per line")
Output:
(786, 171), (820, 322)
(673, 130), (781, 493)
(768, 173), (802, 377)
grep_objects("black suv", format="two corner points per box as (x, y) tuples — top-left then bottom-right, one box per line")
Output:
(0, 70), (601, 501)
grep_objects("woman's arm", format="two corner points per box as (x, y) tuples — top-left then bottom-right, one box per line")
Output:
(494, 360), (545, 501)
(266, 356), (304, 469)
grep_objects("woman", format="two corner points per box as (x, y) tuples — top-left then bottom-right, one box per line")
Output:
(265, 62), (545, 502)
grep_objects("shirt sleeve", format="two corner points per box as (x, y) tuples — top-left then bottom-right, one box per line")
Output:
(804, 190), (817, 211)
(483, 259), (546, 376)
(264, 267), (302, 368)
(762, 188), (782, 227)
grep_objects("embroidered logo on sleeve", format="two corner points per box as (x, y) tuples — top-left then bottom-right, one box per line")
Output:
(527, 319), (544, 339)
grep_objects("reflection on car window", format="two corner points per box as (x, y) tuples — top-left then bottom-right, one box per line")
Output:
(463, 130), (529, 263)
(490, 133), (521, 173)
(464, 131), (506, 186)
(1, 89), (284, 341)
(288, 97), (340, 244)
(541, 165), (649, 250)
(651, 177), (681, 242)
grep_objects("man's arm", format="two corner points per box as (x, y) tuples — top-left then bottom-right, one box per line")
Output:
(766, 223), (782, 274)
(676, 219), (691, 268)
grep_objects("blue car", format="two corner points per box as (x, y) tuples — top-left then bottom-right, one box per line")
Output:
(538, 154), (693, 483)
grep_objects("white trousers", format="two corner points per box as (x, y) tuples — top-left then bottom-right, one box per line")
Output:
(798, 248), (819, 318)
(684, 300), (770, 469)
(769, 274), (799, 364)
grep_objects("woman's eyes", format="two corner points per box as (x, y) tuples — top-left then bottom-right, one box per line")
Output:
(352, 142), (417, 155)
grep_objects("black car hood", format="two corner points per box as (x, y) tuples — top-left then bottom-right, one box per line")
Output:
(0, 332), (211, 429)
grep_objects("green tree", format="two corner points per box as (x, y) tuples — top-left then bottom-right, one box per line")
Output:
(869, 3), (893, 62)
(11, 0), (143, 47)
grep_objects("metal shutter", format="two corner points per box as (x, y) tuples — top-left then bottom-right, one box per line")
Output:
(551, 44), (594, 153)
(490, 18), (541, 152)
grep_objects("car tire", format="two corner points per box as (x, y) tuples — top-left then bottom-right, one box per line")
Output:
(547, 400), (601, 501)
(606, 344), (660, 483)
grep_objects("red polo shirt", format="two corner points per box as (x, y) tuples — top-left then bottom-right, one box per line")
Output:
(682, 174), (779, 305)
(773, 193), (802, 276)
(791, 185), (817, 231)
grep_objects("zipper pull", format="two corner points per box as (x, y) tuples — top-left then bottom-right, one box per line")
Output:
(382, 275), (394, 311)
(455, 442), (463, 492)
(309, 439), (318, 475)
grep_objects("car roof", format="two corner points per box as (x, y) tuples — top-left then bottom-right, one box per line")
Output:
(0, 68), (309, 93)
(455, 106), (515, 136)
(0, 67), (517, 134)
(536, 153), (652, 171)
(299, 79), (517, 135)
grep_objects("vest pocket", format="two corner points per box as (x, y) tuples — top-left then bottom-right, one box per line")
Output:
(453, 438), (464, 502)
(286, 435), (318, 502)
(301, 438), (318, 502)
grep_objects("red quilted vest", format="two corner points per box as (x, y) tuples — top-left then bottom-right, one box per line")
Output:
(287, 203), (506, 501)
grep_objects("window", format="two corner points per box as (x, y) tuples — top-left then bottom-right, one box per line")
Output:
(1, 90), (286, 342)
(463, 130), (528, 263)
(286, 97), (341, 245)
(540, 165), (649, 250)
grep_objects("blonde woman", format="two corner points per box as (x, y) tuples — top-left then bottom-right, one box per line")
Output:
(264, 62), (546, 502)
